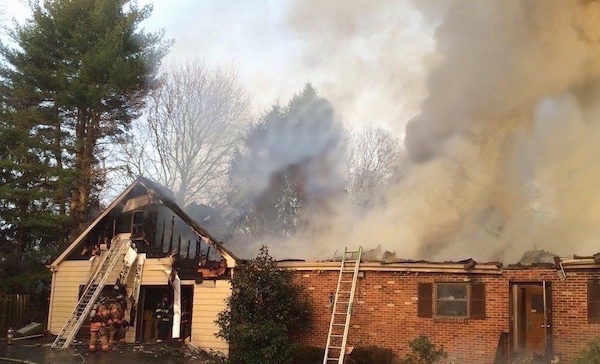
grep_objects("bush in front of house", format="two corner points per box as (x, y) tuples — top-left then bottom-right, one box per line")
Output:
(575, 337), (600, 364)
(346, 345), (395, 364)
(215, 246), (312, 364)
(402, 335), (448, 364)
(291, 345), (324, 364)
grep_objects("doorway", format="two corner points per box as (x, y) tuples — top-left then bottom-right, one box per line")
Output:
(135, 285), (193, 342)
(510, 282), (552, 357)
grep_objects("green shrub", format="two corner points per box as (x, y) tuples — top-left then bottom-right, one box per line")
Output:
(403, 335), (447, 364)
(575, 338), (600, 364)
(346, 346), (394, 364)
(215, 246), (311, 364)
(291, 345), (324, 364)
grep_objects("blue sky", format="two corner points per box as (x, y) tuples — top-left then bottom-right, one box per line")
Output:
(2, 0), (435, 130)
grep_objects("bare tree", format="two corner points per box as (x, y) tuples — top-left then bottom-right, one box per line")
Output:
(120, 59), (251, 206)
(346, 125), (405, 208)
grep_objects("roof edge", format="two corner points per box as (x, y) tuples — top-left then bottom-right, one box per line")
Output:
(137, 177), (239, 266)
(50, 179), (139, 267)
(277, 261), (502, 274)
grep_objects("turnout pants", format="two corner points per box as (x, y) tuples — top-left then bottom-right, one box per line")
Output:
(89, 328), (109, 352)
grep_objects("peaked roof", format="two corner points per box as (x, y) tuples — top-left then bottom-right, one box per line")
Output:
(50, 176), (239, 268)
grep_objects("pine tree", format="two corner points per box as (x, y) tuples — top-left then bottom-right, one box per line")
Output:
(0, 0), (169, 240)
(228, 83), (343, 238)
(0, 0), (168, 293)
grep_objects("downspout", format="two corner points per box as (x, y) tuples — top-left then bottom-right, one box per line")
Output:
(47, 267), (58, 332)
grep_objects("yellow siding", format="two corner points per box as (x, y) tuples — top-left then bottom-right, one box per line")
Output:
(48, 260), (91, 334)
(140, 257), (172, 285)
(49, 253), (233, 353)
(49, 255), (173, 339)
(191, 280), (230, 355)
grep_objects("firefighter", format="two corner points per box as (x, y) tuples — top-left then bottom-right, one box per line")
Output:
(98, 298), (112, 351)
(108, 297), (126, 345)
(154, 293), (172, 342)
(89, 297), (110, 352)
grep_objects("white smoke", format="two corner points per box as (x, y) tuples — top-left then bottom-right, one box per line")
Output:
(274, 0), (600, 263)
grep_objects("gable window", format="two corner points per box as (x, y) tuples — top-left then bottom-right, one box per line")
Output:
(588, 281), (600, 323)
(131, 211), (145, 239)
(418, 282), (486, 320)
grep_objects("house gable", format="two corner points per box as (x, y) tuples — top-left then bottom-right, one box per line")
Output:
(51, 177), (238, 270)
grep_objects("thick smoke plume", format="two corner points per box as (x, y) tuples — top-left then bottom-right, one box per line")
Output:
(264, 0), (600, 263)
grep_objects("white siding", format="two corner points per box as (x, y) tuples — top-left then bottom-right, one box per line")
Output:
(191, 280), (230, 355)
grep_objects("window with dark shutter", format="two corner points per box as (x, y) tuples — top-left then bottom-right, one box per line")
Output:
(470, 283), (486, 320)
(435, 283), (468, 318)
(418, 283), (433, 318)
(588, 282), (600, 323)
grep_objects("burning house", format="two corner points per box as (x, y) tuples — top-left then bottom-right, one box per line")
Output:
(282, 252), (600, 363)
(47, 176), (236, 354)
(46, 177), (600, 363)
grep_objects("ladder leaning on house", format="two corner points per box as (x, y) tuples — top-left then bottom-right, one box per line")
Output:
(51, 235), (134, 349)
(323, 246), (363, 364)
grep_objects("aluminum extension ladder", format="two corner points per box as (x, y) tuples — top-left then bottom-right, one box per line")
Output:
(323, 246), (363, 364)
(51, 235), (133, 349)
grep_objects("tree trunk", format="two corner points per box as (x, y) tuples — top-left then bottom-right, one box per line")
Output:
(54, 112), (67, 246)
(70, 107), (97, 235)
(17, 199), (28, 255)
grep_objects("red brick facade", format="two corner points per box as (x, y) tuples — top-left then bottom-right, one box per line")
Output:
(287, 264), (600, 363)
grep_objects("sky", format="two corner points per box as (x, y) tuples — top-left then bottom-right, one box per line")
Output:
(1, 0), (435, 131)
(5, 1), (600, 262)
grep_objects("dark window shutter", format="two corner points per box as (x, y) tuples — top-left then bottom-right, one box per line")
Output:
(418, 283), (433, 318)
(470, 283), (486, 320)
(588, 282), (600, 323)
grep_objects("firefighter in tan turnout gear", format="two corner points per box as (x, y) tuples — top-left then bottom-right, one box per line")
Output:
(89, 297), (111, 352)
(109, 295), (127, 345)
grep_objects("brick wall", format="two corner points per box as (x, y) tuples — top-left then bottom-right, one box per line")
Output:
(291, 267), (600, 364)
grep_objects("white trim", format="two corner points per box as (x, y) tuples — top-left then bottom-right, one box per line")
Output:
(47, 270), (57, 331)
(277, 261), (502, 274)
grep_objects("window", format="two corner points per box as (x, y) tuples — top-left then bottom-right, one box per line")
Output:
(131, 211), (145, 239)
(417, 282), (486, 320)
(588, 281), (600, 323)
(436, 283), (468, 318)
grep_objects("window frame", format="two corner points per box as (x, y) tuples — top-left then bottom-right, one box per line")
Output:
(434, 282), (470, 319)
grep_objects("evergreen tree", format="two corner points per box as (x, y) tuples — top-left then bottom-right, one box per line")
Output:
(228, 84), (344, 238)
(0, 0), (168, 294)
(0, 0), (169, 244)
